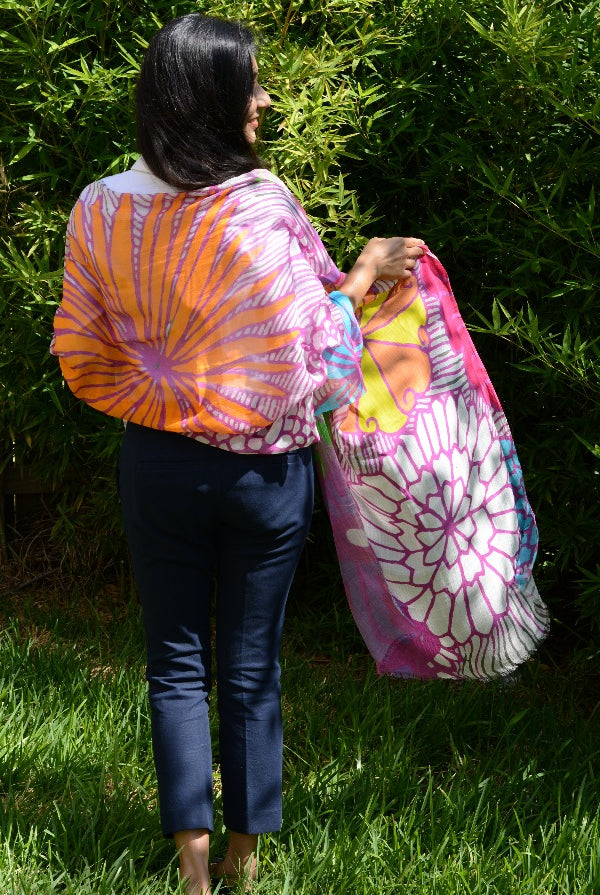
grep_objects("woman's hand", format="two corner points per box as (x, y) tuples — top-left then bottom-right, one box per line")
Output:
(342, 237), (425, 310)
(360, 236), (425, 282)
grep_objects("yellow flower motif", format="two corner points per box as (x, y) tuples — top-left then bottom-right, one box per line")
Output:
(341, 275), (431, 435)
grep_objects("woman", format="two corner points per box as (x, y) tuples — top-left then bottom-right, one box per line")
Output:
(52, 13), (423, 893)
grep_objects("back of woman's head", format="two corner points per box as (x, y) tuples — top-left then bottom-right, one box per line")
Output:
(136, 13), (260, 190)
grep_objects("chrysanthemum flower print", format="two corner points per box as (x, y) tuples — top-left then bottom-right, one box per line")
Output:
(353, 393), (520, 643)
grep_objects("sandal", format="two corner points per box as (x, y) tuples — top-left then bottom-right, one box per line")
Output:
(210, 857), (254, 893)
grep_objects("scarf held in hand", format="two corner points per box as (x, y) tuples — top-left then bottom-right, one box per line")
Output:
(316, 250), (549, 680)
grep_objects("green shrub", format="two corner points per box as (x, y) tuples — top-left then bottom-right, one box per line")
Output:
(1, 0), (599, 634)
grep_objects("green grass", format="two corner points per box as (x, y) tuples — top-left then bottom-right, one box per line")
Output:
(0, 575), (599, 894)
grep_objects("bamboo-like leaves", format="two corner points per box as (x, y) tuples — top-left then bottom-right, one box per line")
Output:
(1, 0), (599, 613)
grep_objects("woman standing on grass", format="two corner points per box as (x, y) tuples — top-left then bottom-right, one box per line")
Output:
(52, 13), (423, 892)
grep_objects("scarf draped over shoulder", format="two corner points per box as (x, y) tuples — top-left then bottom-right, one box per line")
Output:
(52, 169), (363, 440)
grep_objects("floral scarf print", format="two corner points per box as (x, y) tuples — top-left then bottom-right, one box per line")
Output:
(315, 250), (549, 680)
(52, 169), (364, 449)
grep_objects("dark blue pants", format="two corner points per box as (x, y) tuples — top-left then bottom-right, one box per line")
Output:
(118, 423), (314, 836)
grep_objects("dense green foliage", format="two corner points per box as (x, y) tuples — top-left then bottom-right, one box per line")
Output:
(1, 0), (599, 629)
(1, 583), (599, 893)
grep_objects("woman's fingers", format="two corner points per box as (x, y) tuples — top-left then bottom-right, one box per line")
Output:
(404, 237), (426, 249)
(401, 243), (425, 277)
(364, 236), (425, 281)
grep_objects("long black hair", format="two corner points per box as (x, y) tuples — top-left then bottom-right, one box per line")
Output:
(136, 13), (261, 190)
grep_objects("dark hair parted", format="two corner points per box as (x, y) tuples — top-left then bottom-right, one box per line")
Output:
(136, 13), (262, 190)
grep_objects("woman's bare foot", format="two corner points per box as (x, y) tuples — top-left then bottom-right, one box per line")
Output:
(210, 831), (258, 888)
(174, 828), (212, 894)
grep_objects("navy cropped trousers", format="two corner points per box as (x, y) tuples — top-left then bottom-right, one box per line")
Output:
(118, 423), (314, 836)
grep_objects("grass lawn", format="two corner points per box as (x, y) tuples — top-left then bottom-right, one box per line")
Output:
(0, 547), (599, 894)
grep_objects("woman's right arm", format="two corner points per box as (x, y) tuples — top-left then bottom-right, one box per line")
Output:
(341, 237), (425, 310)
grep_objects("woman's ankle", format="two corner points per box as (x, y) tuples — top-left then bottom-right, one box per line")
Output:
(215, 831), (258, 881)
(174, 828), (212, 894)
